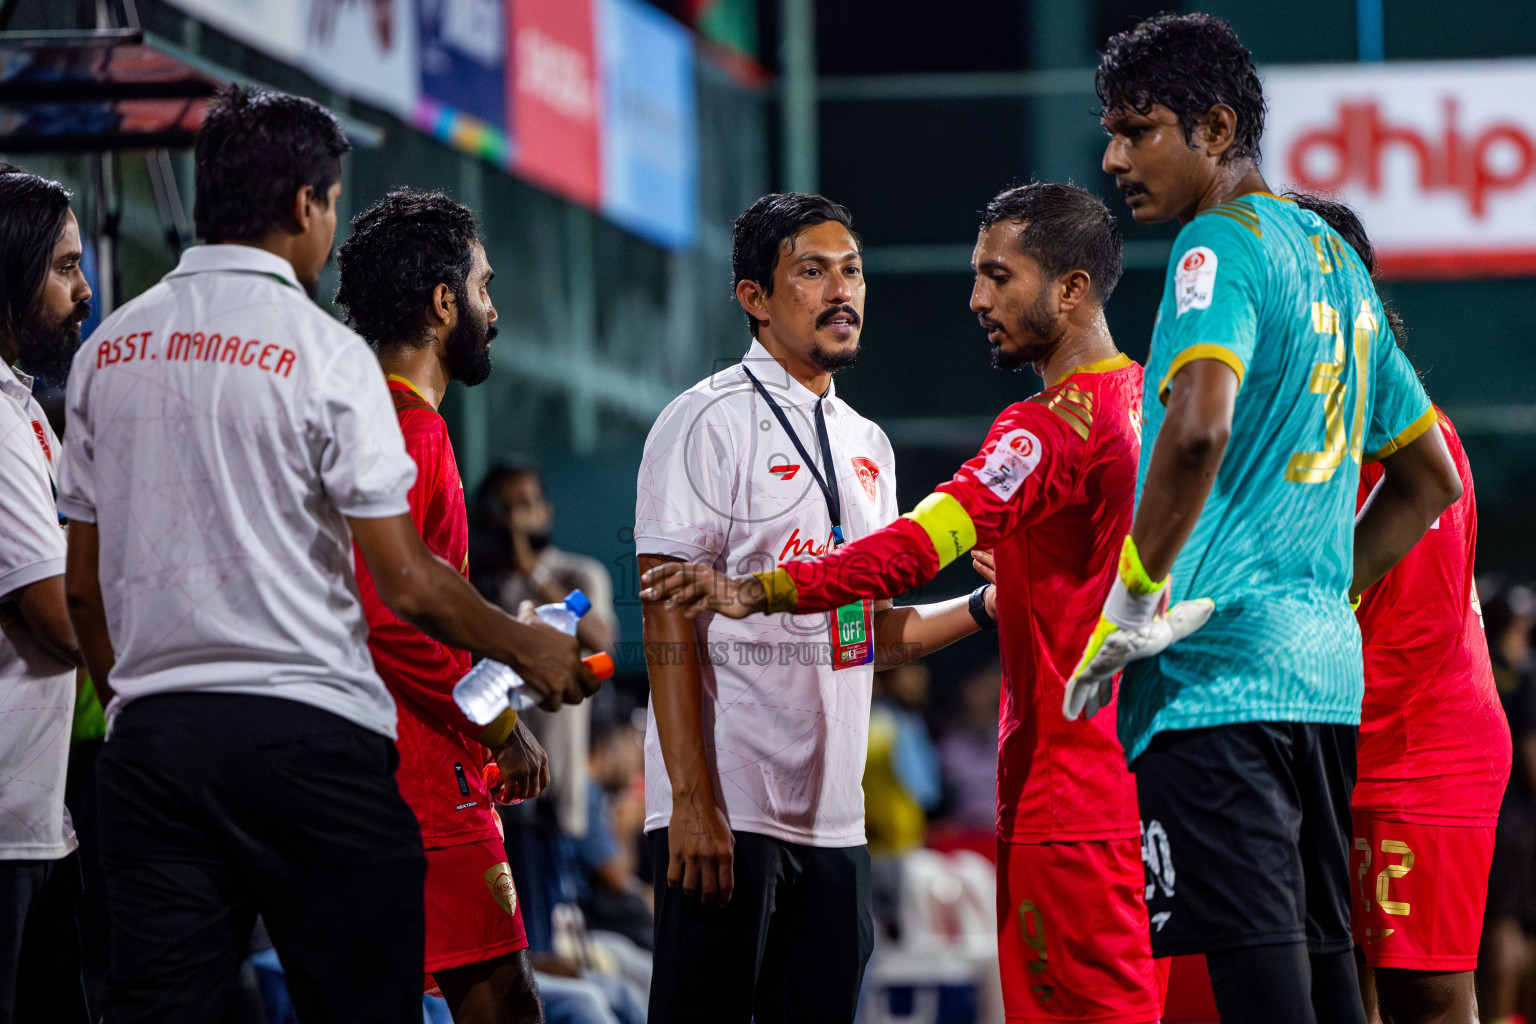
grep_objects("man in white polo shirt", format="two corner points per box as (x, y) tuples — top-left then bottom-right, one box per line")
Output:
(58, 86), (597, 1024)
(0, 167), (92, 1023)
(636, 193), (992, 1023)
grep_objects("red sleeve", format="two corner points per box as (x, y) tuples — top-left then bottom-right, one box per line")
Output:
(781, 401), (1079, 612)
(359, 409), (484, 741)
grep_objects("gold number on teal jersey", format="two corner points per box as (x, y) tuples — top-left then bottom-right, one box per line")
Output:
(1286, 299), (1376, 484)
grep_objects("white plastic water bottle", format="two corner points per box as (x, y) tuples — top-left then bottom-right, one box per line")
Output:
(454, 590), (597, 725)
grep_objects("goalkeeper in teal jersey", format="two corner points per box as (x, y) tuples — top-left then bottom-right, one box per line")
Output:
(1071, 14), (1464, 1024)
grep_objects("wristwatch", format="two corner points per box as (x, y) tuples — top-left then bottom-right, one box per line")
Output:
(968, 584), (998, 630)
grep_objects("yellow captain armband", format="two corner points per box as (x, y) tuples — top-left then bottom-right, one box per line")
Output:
(477, 707), (518, 749)
(902, 492), (978, 570)
(752, 567), (799, 614)
(1350, 593), (1362, 611)
(1117, 535), (1168, 597)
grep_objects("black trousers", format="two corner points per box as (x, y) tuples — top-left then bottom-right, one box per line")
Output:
(98, 693), (426, 1024)
(647, 828), (874, 1024)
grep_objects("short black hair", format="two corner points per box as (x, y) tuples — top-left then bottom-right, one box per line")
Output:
(980, 182), (1124, 303)
(1285, 190), (1407, 346)
(731, 193), (860, 336)
(194, 84), (351, 243)
(0, 169), (73, 343)
(1097, 13), (1266, 163)
(335, 189), (480, 348)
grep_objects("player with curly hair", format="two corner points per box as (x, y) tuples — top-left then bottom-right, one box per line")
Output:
(336, 188), (553, 1024)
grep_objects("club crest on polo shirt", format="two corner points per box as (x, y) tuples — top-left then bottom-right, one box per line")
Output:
(483, 862), (519, 917)
(975, 428), (1042, 500)
(1175, 246), (1217, 316)
(850, 456), (880, 502)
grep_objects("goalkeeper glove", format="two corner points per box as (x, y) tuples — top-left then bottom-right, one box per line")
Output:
(1063, 536), (1215, 721)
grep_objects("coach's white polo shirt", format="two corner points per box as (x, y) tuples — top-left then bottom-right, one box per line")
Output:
(0, 360), (76, 859)
(56, 245), (416, 738)
(634, 339), (898, 847)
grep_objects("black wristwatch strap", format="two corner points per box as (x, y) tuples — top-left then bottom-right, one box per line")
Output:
(968, 585), (998, 630)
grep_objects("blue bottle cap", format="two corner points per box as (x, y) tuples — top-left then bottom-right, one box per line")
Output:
(564, 590), (592, 618)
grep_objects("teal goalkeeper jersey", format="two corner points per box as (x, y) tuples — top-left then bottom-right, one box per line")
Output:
(1118, 192), (1436, 764)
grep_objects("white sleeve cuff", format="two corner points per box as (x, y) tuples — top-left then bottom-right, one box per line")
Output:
(0, 557), (65, 602)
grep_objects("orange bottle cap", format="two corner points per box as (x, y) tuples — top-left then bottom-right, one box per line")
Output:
(583, 652), (615, 680)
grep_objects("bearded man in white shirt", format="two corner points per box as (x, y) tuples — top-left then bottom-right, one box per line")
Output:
(0, 166), (92, 1024)
(60, 85), (598, 1024)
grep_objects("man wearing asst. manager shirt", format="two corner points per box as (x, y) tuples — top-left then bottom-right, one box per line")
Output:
(58, 86), (598, 1024)
(636, 193), (995, 1024)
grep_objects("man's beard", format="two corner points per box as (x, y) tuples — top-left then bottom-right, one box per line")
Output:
(989, 291), (1061, 372)
(444, 303), (494, 386)
(810, 341), (860, 373)
(809, 303), (862, 373)
(524, 530), (552, 552)
(16, 300), (90, 385)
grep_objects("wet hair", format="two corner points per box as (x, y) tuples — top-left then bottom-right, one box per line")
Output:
(194, 84), (351, 243)
(731, 193), (860, 336)
(979, 182), (1124, 302)
(468, 457), (545, 600)
(1097, 13), (1266, 162)
(335, 189), (480, 348)
(0, 169), (73, 343)
(1284, 190), (1407, 346)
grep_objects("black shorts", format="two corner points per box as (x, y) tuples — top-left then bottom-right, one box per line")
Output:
(646, 828), (873, 1024)
(1132, 721), (1357, 958)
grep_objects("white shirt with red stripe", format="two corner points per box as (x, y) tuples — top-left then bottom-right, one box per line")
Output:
(0, 360), (76, 859)
(56, 245), (417, 738)
(634, 339), (898, 848)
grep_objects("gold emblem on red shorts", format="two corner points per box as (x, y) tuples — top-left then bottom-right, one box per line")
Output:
(483, 862), (519, 917)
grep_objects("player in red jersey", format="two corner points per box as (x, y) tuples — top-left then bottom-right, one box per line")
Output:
(643, 183), (1181, 1022)
(336, 190), (566, 1024)
(1290, 193), (1512, 1024)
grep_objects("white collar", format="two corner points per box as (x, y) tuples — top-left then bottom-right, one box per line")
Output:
(740, 338), (836, 408)
(164, 244), (302, 290)
(0, 359), (34, 403)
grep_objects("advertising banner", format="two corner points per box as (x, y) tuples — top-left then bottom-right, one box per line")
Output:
(509, 0), (602, 209)
(600, 0), (698, 249)
(164, 0), (304, 61)
(303, 0), (420, 119)
(418, 0), (506, 132)
(1264, 61), (1536, 278)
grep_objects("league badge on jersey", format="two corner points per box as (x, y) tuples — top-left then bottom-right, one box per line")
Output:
(976, 428), (1042, 500)
(850, 456), (880, 502)
(1174, 246), (1218, 316)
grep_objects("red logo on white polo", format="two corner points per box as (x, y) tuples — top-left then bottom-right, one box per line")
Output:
(768, 463), (800, 482)
(850, 457), (879, 502)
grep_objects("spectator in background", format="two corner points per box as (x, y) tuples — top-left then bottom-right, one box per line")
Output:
(473, 460), (619, 845)
(577, 699), (652, 955)
(938, 662), (1002, 835)
(1480, 583), (1536, 1023)
(0, 166), (92, 1024)
(864, 663), (942, 858)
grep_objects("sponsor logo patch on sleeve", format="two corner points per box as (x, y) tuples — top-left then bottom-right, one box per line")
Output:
(1174, 246), (1218, 316)
(974, 428), (1042, 500)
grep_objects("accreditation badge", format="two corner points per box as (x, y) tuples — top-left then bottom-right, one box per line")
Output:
(830, 598), (874, 670)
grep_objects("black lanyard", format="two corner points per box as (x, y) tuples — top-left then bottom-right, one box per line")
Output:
(743, 367), (844, 545)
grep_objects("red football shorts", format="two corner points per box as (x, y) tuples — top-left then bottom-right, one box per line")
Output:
(422, 837), (529, 990)
(1350, 811), (1495, 971)
(997, 837), (1167, 1023)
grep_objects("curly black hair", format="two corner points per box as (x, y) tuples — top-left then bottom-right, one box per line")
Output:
(194, 84), (350, 243)
(1284, 190), (1408, 347)
(731, 193), (859, 337)
(1097, 13), (1266, 163)
(334, 188), (481, 348)
(980, 182), (1124, 303)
